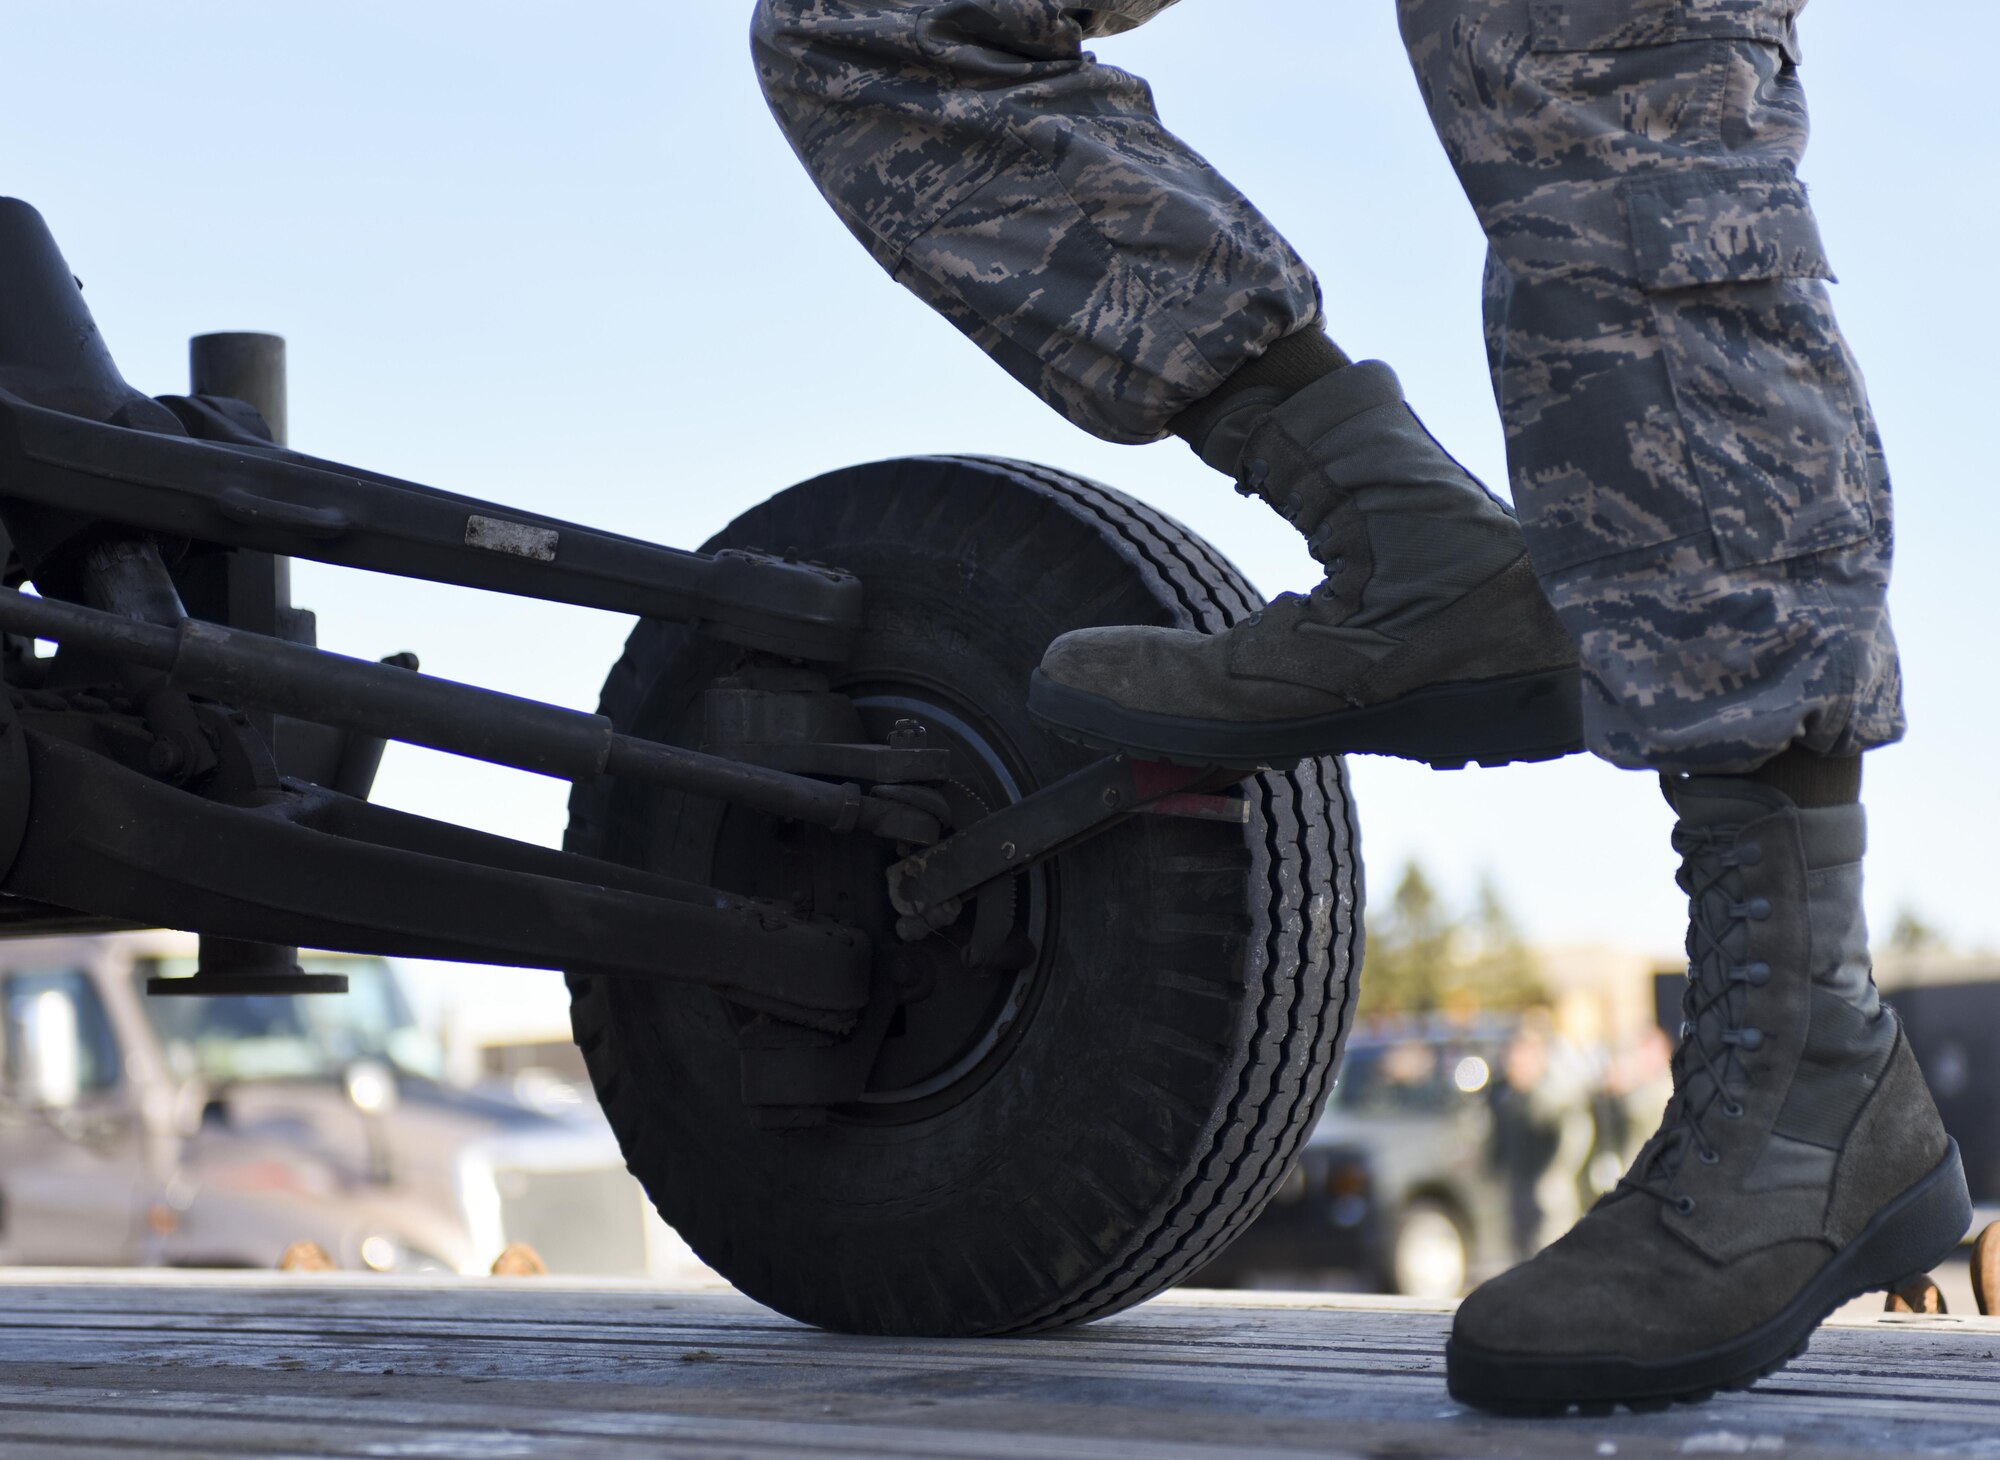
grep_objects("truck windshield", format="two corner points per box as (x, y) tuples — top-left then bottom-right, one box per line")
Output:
(138, 956), (444, 1084)
(1329, 1040), (1490, 1117)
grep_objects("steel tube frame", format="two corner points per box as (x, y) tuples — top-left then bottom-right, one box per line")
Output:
(0, 725), (872, 1024)
(0, 387), (862, 660)
(0, 587), (940, 844)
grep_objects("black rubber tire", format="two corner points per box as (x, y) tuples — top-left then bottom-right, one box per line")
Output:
(565, 455), (1362, 1336)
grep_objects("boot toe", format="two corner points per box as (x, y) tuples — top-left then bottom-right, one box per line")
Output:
(1452, 1239), (1679, 1361)
(1038, 625), (1212, 716)
(1452, 1195), (1675, 1360)
(1452, 1248), (1578, 1357)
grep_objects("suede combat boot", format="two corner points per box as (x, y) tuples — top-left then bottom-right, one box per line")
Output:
(1447, 777), (1970, 1412)
(1027, 359), (1582, 768)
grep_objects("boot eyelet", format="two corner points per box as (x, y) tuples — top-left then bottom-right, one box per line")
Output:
(1746, 961), (1771, 987)
(1245, 459), (1270, 489)
(1732, 841), (1763, 867)
(1699, 1149), (1721, 1166)
(1723, 1101), (1745, 1119)
(1329, 556), (1347, 576)
(1728, 1027), (1765, 1052)
(1740, 897), (1772, 921)
(1675, 1196), (1697, 1215)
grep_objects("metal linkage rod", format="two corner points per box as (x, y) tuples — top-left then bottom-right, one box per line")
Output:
(0, 588), (939, 843)
(0, 588), (180, 667)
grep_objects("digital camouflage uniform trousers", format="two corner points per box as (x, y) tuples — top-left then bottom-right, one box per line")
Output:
(750, 0), (1902, 773)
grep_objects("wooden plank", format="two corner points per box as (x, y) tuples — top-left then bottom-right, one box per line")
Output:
(1, 1273), (1995, 1458)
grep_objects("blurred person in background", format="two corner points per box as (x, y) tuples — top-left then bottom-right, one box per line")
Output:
(1591, 1025), (1677, 1197)
(1488, 1012), (1596, 1259)
(1489, 1019), (1562, 1262)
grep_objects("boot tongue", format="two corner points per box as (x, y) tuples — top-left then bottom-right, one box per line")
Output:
(1796, 801), (1865, 870)
(1656, 776), (1793, 1174)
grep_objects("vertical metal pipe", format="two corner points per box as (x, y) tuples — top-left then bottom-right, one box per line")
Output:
(185, 332), (324, 992)
(189, 331), (287, 446)
(188, 330), (297, 642)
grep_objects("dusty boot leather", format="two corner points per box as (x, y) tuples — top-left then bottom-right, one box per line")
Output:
(1027, 362), (1581, 768)
(1447, 777), (1971, 1413)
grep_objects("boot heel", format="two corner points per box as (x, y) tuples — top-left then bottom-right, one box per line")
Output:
(1842, 1140), (1973, 1297)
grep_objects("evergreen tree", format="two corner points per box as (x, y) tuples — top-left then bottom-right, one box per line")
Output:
(1885, 906), (1945, 956)
(1358, 861), (1546, 1019)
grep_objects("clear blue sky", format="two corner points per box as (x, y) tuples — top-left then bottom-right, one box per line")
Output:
(5, 2), (1996, 969)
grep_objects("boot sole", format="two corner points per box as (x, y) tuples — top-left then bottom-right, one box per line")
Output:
(1026, 664), (1583, 770)
(1445, 1139), (1974, 1416)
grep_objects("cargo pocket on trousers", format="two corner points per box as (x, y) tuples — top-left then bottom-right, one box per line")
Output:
(1529, 0), (1801, 59)
(1624, 167), (1874, 570)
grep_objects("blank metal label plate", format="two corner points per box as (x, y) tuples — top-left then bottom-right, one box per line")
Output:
(465, 515), (559, 561)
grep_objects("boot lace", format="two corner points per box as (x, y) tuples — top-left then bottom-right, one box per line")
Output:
(1618, 821), (1769, 1215)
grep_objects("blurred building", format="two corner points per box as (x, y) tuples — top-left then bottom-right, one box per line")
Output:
(1532, 943), (1668, 1052)
(1876, 952), (2000, 1225)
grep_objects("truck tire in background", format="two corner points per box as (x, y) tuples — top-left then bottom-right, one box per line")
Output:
(1387, 1197), (1472, 1301)
(565, 456), (1362, 1335)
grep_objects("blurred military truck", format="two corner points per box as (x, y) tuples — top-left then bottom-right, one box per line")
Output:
(0, 933), (698, 1275)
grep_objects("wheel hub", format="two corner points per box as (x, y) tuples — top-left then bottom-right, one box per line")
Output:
(704, 685), (1047, 1119)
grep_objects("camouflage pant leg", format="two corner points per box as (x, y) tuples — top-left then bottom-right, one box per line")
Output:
(1399, 0), (1902, 771)
(749, 0), (1323, 444)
